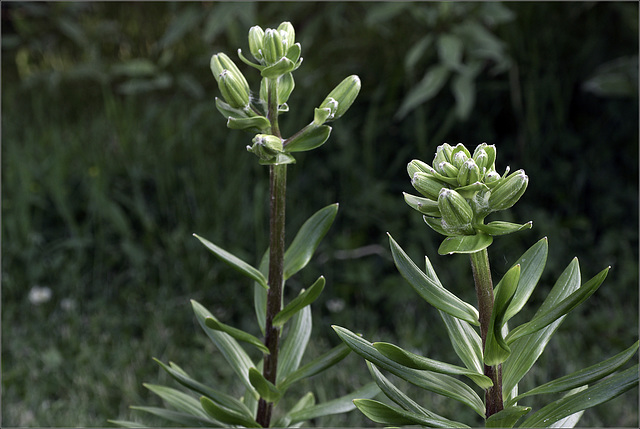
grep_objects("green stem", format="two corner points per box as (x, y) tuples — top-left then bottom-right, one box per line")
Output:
(469, 249), (504, 418)
(256, 77), (285, 428)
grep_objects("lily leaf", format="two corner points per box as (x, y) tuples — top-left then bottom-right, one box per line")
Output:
(438, 233), (493, 255)
(193, 234), (268, 289)
(373, 342), (492, 389)
(273, 276), (325, 327)
(333, 325), (486, 417)
(284, 204), (338, 280)
(205, 316), (269, 354)
(276, 305), (311, 384)
(129, 406), (220, 427)
(200, 396), (261, 428)
(248, 368), (282, 403)
(279, 343), (351, 392)
(353, 399), (470, 428)
(518, 365), (639, 427)
(475, 220), (532, 236)
(506, 266), (609, 344)
(275, 392), (315, 427)
(143, 384), (210, 419)
(284, 124), (332, 153)
(484, 264), (520, 366)
(485, 405), (531, 428)
(389, 233), (480, 325)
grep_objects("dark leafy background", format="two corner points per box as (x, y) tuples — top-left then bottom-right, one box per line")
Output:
(2, 2), (637, 427)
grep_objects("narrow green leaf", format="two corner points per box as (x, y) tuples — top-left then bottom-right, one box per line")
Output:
(484, 265), (520, 366)
(193, 234), (268, 289)
(388, 234), (479, 325)
(506, 266), (609, 344)
(284, 204), (338, 280)
(474, 221), (533, 237)
(227, 115), (271, 132)
(518, 365), (639, 428)
(273, 276), (325, 327)
(191, 300), (258, 398)
(354, 399), (470, 428)
(284, 124), (332, 152)
(333, 325), (486, 417)
(438, 33), (464, 70)
(423, 256), (484, 373)
(153, 358), (252, 416)
(279, 343), (351, 391)
(254, 250), (269, 335)
(485, 405), (531, 428)
(275, 392), (315, 427)
(130, 406), (220, 427)
(373, 342), (492, 389)
(143, 384), (209, 418)
(396, 63), (450, 119)
(204, 316), (269, 354)
(510, 341), (639, 403)
(503, 237), (548, 323)
(248, 368), (282, 403)
(451, 72), (475, 119)
(502, 258), (582, 400)
(200, 396), (261, 428)
(438, 233), (493, 255)
(108, 419), (147, 428)
(288, 382), (380, 424)
(277, 306), (311, 384)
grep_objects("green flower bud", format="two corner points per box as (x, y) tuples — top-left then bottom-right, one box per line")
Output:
(248, 26), (265, 62)
(263, 28), (285, 66)
(315, 75), (361, 124)
(218, 70), (250, 108)
(485, 170), (501, 186)
(457, 159), (481, 186)
(438, 161), (459, 178)
(488, 169), (528, 211)
(412, 172), (447, 200)
(473, 143), (496, 171)
(473, 148), (489, 172)
(247, 134), (292, 164)
(407, 159), (432, 178)
(210, 53), (248, 88)
(452, 150), (469, 169)
(277, 22), (296, 52)
(433, 143), (454, 167)
(438, 188), (475, 235)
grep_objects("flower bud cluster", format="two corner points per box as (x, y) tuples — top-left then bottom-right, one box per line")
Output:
(405, 143), (530, 240)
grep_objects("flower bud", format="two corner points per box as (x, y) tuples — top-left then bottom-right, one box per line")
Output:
(247, 134), (286, 162)
(316, 75), (361, 123)
(484, 170), (501, 186)
(457, 159), (481, 186)
(407, 159), (431, 178)
(488, 169), (528, 211)
(438, 188), (475, 235)
(210, 53), (247, 88)
(262, 28), (285, 66)
(438, 161), (459, 178)
(473, 143), (496, 171)
(412, 172), (446, 200)
(433, 143), (454, 167)
(452, 150), (469, 169)
(277, 22), (295, 52)
(248, 26), (265, 62)
(218, 69), (250, 108)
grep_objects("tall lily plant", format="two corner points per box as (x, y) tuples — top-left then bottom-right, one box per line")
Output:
(335, 142), (638, 427)
(112, 22), (377, 428)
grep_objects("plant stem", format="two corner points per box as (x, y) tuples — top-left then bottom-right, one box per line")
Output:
(256, 77), (285, 428)
(469, 249), (504, 418)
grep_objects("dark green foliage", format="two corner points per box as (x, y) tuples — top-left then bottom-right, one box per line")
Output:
(2, 2), (637, 426)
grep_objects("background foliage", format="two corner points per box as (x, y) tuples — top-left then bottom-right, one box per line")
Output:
(2, 2), (637, 427)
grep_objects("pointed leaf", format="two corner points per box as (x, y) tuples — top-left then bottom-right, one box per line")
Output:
(503, 258), (582, 399)
(273, 276), (325, 327)
(373, 342), (492, 389)
(284, 125), (332, 153)
(288, 382), (380, 424)
(396, 64), (450, 119)
(153, 358), (252, 415)
(507, 266), (609, 344)
(353, 399), (470, 428)
(191, 300), (258, 398)
(275, 392), (315, 427)
(279, 343), (351, 391)
(485, 405), (531, 428)
(254, 250), (269, 334)
(518, 365), (639, 427)
(284, 204), (338, 280)
(200, 396), (261, 428)
(484, 265), (520, 366)
(108, 420), (147, 428)
(193, 234), (268, 289)
(143, 384), (209, 418)
(475, 221), (533, 237)
(438, 233), (493, 255)
(333, 326), (486, 417)
(389, 234), (479, 325)
(248, 368), (282, 403)
(424, 256), (484, 373)
(510, 341), (639, 403)
(503, 237), (548, 323)
(227, 115), (271, 132)
(205, 316), (269, 354)
(277, 305), (311, 383)
(130, 406), (220, 427)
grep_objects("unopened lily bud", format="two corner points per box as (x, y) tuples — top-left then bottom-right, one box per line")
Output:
(262, 28), (285, 66)
(473, 148), (489, 172)
(412, 172), (446, 200)
(452, 150), (469, 169)
(218, 70), (250, 108)
(277, 22), (295, 51)
(457, 159), (481, 186)
(247, 134), (284, 161)
(438, 188), (474, 235)
(433, 143), (454, 167)
(407, 159), (432, 177)
(488, 169), (528, 211)
(473, 143), (496, 171)
(438, 161), (459, 178)
(485, 170), (501, 185)
(210, 53), (247, 87)
(316, 75), (361, 123)
(248, 26), (265, 62)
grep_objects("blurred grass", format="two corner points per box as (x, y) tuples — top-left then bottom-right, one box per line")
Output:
(2, 1), (638, 427)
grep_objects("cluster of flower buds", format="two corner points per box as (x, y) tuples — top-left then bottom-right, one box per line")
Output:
(211, 21), (361, 165)
(404, 143), (531, 251)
